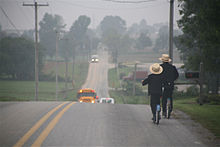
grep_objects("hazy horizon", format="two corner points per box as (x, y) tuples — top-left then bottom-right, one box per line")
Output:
(0, 0), (181, 31)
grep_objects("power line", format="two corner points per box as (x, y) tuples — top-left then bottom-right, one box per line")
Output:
(16, 1), (33, 26)
(53, 0), (162, 11)
(103, 0), (157, 4)
(0, 5), (20, 34)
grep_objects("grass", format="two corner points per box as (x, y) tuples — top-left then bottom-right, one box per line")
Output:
(108, 68), (121, 89)
(0, 61), (89, 101)
(108, 66), (134, 89)
(174, 97), (220, 138)
(109, 90), (148, 104)
(108, 66), (147, 104)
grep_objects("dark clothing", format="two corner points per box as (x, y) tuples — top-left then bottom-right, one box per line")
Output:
(160, 62), (179, 89)
(142, 74), (164, 96)
(142, 74), (164, 116)
(162, 88), (173, 112)
(160, 62), (179, 113)
(150, 94), (161, 115)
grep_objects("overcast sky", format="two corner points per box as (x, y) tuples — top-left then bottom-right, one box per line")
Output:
(0, 0), (182, 31)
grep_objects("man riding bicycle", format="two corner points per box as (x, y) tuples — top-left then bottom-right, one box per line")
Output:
(159, 54), (179, 118)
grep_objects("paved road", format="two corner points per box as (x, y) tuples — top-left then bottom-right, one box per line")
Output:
(0, 51), (210, 147)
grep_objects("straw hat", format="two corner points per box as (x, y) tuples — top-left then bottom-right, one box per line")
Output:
(149, 63), (163, 74)
(159, 54), (172, 62)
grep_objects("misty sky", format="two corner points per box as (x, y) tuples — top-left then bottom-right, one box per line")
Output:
(0, 0), (182, 31)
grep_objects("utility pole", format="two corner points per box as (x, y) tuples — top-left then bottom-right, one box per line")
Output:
(133, 63), (137, 96)
(199, 62), (204, 105)
(55, 31), (59, 101)
(23, 1), (48, 101)
(63, 38), (69, 99)
(169, 0), (174, 64)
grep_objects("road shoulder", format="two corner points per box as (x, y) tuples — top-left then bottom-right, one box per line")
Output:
(173, 110), (220, 147)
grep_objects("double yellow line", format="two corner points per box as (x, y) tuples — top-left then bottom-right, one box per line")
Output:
(13, 101), (75, 147)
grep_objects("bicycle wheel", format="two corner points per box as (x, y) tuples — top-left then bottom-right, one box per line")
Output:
(167, 98), (171, 119)
(156, 104), (160, 125)
(156, 111), (160, 125)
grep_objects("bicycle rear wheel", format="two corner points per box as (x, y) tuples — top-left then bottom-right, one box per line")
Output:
(156, 111), (160, 125)
(167, 98), (171, 119)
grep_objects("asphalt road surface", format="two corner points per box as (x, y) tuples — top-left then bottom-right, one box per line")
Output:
(0, 51), (211, 147)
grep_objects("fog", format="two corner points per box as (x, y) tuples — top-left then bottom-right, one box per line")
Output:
(0, 0), (181, 31)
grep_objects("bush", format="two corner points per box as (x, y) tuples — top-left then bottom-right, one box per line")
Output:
(202, 94), (220, 105)
(122, 81), (144, 96)
(173, 86), (199, 99)
(119, 72), (126, 80)
(186, 86), (199, 96)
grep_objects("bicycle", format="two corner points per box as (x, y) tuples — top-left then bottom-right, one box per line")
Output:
(153, 104), (160, 125)
(167, 97), (172, 119)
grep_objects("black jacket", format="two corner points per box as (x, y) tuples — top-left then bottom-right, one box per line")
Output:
(142, 74), (164, 95)
(160, 62), (179, 89)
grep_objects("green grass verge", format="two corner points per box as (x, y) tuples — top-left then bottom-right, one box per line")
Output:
(108, 66), (133, 89)
(0, 61), (89, 101)
(109, 90), (148, 104)
(108, 68), (120, 88)
(174, 98), (220, 138)
(108, 66), (147, 104)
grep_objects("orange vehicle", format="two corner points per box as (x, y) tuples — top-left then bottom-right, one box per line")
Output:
(77, 88), (98, 103)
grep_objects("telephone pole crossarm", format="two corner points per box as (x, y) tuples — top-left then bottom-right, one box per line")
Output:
(23, 3), (49, 7)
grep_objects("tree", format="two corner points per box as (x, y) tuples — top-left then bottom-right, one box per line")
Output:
(39, 13), (65, 58)
(176, 0), (220, 94)
(153, 25), (169, 52)
(68, 15), (91, 80)
(0, 25), (6, 39)
(99, 16), (127, 65)
(0, 37), (44, 80)
(100, 16), (126, 37)
(68, 15), (91, 52)
(135, 33), (152, 50)
(22, 29), (34, 41)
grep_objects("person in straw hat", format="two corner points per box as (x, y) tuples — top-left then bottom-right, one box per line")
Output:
(159, 54), (179, 118)
(142, 63), (164, 122)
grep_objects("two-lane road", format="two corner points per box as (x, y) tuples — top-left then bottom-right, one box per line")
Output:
(0, 51), (212, 147)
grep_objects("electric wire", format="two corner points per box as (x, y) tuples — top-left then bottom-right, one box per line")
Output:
(16, 0), (33, 26)
(52, 0), (164, 11)
(103, 0), (157, 4)
(0, 5), (20, 35)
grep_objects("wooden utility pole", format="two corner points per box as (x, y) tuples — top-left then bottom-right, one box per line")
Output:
(64, 38), (69, 99)
(55, 31), (59, 101)
(23, 1), (48, 101)
(199, 62), (204, 105)
(169, 0), (174, 64)
(133, 62), (138, 96)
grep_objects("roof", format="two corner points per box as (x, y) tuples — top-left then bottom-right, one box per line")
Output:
(123, 71), (148, 81)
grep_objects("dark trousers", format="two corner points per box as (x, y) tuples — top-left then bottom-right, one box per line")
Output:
(150, 94), (161, 116)
(162, 88), (173, 113)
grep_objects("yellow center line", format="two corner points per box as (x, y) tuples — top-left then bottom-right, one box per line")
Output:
(31, 102), (76, 147)
(13, 102), (68, 147)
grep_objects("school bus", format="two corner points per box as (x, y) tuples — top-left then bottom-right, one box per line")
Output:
(77, 88), (98, 103)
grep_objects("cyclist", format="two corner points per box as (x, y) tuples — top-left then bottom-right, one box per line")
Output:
(142, 63), (164, 121)
(159, 54), (179, 118)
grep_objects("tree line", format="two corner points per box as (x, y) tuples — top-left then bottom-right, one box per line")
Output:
(0, 14), (175, 81)
(175, 0), (220, 94)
